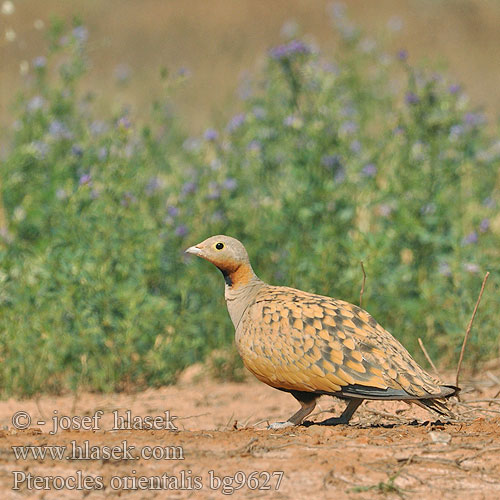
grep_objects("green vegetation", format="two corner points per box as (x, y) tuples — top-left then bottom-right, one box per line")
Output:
(0, 17), (498, 397)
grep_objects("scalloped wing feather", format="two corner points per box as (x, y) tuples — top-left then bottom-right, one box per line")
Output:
(236, 285), (456, 401)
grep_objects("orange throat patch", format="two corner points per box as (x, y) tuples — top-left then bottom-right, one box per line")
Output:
(223, 263), (254, 289)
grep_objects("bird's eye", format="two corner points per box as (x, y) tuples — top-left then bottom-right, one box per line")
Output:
(215, 242), (224, 250)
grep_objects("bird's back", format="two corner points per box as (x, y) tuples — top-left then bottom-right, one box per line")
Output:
(235, 284), (456, 401)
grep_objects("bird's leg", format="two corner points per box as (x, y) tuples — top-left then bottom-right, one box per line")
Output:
(268, 393), (317, 430)
(317, 398), (363, 426)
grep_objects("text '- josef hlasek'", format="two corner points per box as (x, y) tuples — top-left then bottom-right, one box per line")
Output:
(11, 409), (178, 434)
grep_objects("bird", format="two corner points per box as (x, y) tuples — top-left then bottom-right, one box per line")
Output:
(185, 235), (459, 428)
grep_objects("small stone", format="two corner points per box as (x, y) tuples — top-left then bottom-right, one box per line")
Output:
(428, 430), (451, 444)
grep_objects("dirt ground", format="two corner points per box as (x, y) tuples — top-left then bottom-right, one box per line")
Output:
(1, 365), (500, 499)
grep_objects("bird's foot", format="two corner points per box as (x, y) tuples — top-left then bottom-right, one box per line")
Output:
(316, 416), (350, 426)
(267, 421), (295, 430)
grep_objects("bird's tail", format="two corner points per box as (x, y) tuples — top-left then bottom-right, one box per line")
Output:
(413, 385), (460, 419)
(414, 398), (454, 418)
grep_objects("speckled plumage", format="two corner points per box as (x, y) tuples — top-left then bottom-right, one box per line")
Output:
(186, 235), (458, 427)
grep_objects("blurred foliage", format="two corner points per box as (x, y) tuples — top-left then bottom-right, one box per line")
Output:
(0, 16), (499, 397)
(205, 347), (246, 383)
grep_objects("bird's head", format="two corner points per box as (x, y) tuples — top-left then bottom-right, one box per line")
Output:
(185, 235), (256, 287)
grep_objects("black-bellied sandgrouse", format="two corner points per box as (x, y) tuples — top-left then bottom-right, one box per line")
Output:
(186, 235), (458, 428)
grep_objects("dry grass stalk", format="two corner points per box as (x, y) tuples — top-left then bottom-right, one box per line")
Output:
(418, 338), (441, 379)
(456, 272), (491, 389)
(359, 261), (366, 308)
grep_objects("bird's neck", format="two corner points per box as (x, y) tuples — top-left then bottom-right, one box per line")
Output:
(221, 262), (256, 289)
(223, 263), (265, 329)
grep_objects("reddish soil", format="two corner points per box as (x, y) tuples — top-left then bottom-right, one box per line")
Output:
(1, 366), (500, 499)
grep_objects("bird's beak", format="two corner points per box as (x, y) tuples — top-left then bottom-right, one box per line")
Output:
(185, 245), (203, 257)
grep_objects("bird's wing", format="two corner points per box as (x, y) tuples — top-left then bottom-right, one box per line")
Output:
(236, 285), (449, 400)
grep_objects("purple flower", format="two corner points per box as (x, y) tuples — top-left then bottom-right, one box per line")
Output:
(340, 104), (355, 118)
(350, 140), (362, 153)
(90, 121), (108, 136)
(397, 49), (408, 61)
(449, 124), (464, 139)
(211, 210), (225, 223)
(121, 192), (137, 207)
(79, 173), (92, 186)
(448, 84), (461, 94)
(223, 178), (237, 191)
(49, 120), (64, 135)
(167, 205), (179, 217)
(146, 177), (162, 195)
(464, 262), (480, 274)
(32, 56), (46, 69)
(72, 26), (88, 43)
(438, 262), (452, 277)
(31, 140), (49, 158)
(361, 163), (377, 177)
(247, 140), (261, 152)
(181, 181), (197, 196)
(479, 218), (490, 233)
(321, 154), (342, 170)
(393, 126), (404, 135)
(177, 67), (191, 78)
(204, 128), (218, 141)
(339, 121), (358, 135)
(27, 95), (45, 112)
(378, 204), (393, 217)
(71, 144), (83, 157)
(405, 92), (420, 105)
(253, 106), (266, 119)
(175, 225), (189, 237)
(98, 147), (108, 161)
(334, 167), (346, 183)
(464, 112), (485, 128)
(269, 39), (311, 60)
(226, 113), (246, 133)
(117, 116), (131, 129)
(462, 231), (478, 245)
(49, 120), (72, 140)
(483, 197), (496, 208)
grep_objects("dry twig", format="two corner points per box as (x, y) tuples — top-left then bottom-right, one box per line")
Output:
(456, 447), (500, 465)
(359, 261), (366, 307)
(418, 338), (441, 378)
(455, 272), (490, 389)
(455, 401), (500, 415)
